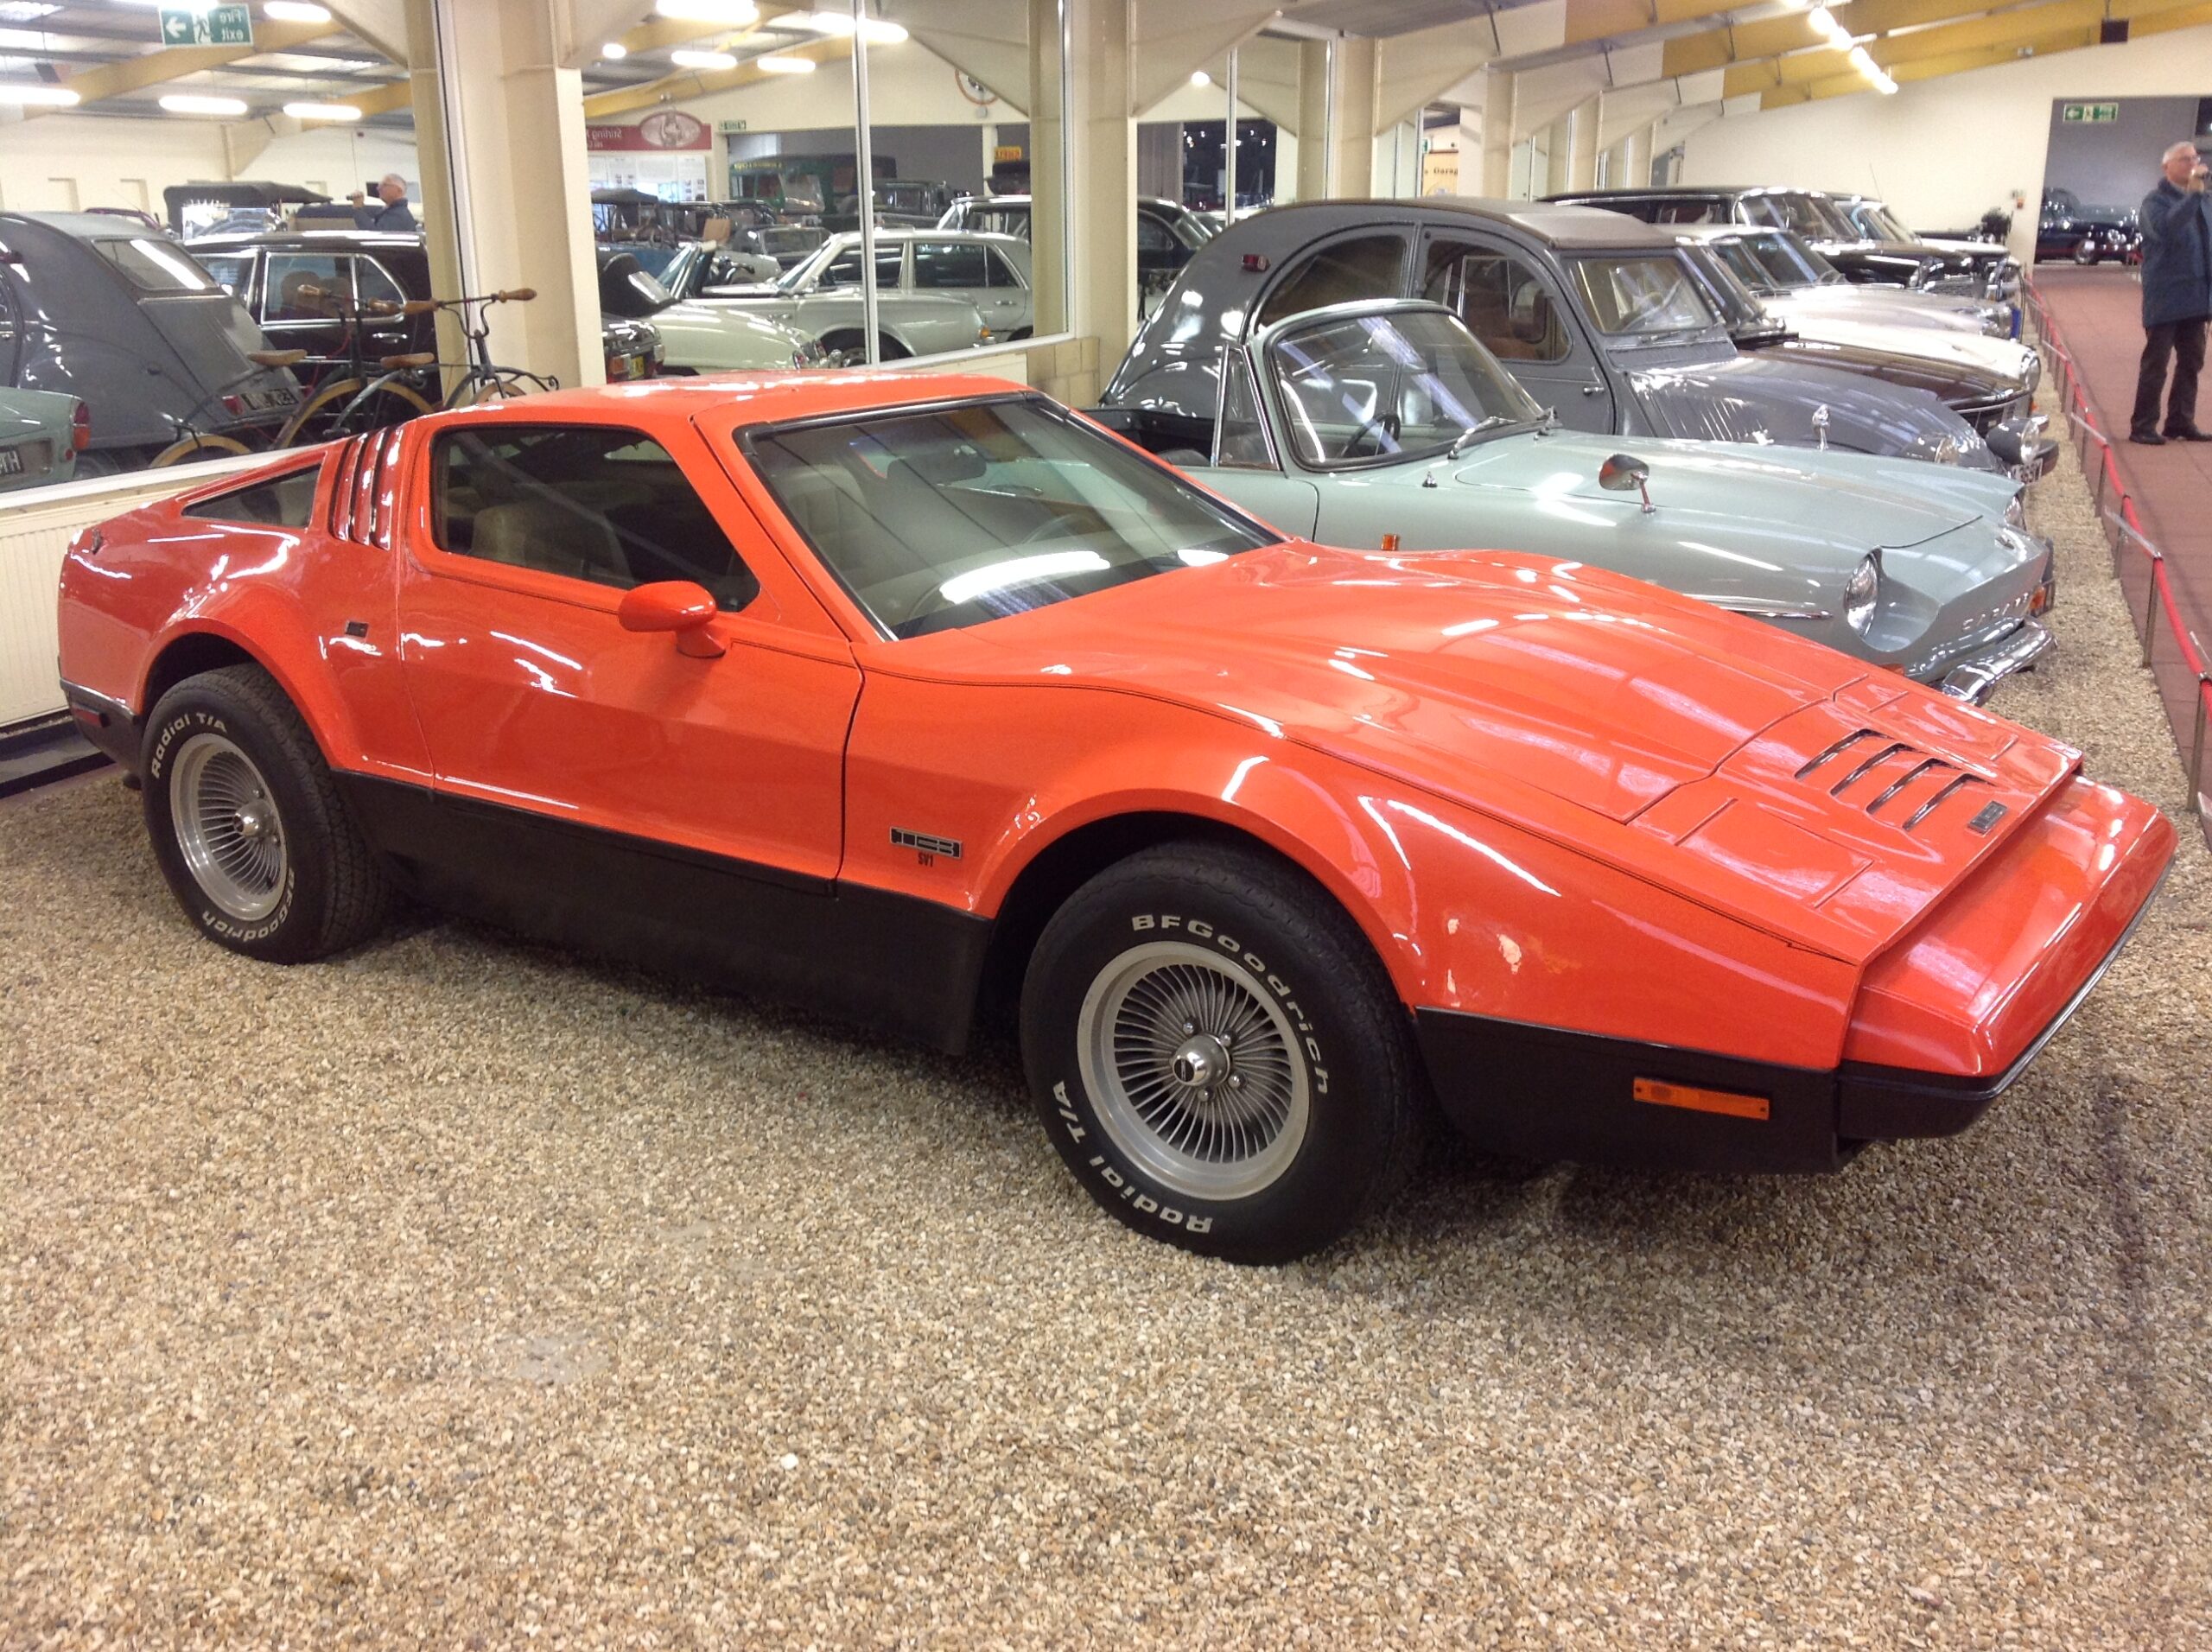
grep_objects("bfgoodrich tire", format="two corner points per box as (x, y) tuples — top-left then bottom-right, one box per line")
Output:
(142, 664), (391, 963)
(1020, 842), (1424, 1263)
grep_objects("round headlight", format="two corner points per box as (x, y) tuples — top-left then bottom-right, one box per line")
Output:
(1845, 553), (1880, 633)
(2005, 492), (2027, 531)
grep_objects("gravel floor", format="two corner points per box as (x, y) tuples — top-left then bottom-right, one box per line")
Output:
(4, 422), (2209, 1649)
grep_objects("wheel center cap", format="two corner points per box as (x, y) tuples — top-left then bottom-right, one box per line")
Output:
(1171, 1034), (1231, 1090)
(235, 807), (267, 841)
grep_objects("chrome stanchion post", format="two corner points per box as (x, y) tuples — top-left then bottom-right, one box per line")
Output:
(2190, 677), (2209, 818)
(2143, 551), (2162, 667)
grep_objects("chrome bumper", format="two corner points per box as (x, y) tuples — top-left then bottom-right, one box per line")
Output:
(1938, 620), (2055, 703)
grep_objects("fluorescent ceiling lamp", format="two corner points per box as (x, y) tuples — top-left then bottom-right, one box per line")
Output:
(655, 0), (757, 21)
(601, 40), (627, 59)
(671, 48), (737, 68)
(1847, 45), (1877, 73)
(791, 10), (908, 43)
(0, 83), (79, 105)
(284, 99), (360, 119)
(0, 5), (60, 22)
(753, 54), (816, 73)
(1872, 72), (1898, 93)
(1190, 69), (1211, 86)
(263, 1), (332, 21)
(160, 92), (249, 115)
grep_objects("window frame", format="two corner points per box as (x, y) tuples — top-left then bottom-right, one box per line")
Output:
(1417, 235), (1576, 365)
(179, 458), (324, 527)
(1254, 229), (1414, 330)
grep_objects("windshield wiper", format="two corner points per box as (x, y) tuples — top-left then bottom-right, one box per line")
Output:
(1446, 414), (1521, 457)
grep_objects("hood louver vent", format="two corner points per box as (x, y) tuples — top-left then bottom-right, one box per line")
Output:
(1796, 728), (1989, 831)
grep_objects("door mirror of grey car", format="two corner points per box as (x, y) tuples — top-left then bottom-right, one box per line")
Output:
(1598, 454), (1655, 513)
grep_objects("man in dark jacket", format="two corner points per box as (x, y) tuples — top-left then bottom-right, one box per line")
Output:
(2131, 140), (2212, 444)
(349, 175), (416, 233)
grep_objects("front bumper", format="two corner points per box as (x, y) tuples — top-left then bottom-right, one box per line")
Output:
(1936, 618), (2054, 703)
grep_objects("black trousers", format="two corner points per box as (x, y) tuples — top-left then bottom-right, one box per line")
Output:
(2133, 316), (2207, 436)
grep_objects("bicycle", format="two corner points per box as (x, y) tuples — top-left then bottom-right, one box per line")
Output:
(341, 288), (556, 420)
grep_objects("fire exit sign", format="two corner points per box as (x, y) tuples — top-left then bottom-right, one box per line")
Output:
(158, 4), (253, 47)
(2062, 102), (2120, 124)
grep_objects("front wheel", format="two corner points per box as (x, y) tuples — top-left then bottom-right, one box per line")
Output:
(442, 369), (556, 409)
(142, 664), (391, 963)
(1020, 842), (1424, 1263)
(2072, 236), (2101, 266)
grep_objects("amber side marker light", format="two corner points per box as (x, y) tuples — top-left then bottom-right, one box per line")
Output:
(1632, 1077), (1770, 1121)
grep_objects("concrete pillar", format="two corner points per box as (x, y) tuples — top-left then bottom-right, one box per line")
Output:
(1027, 0), (1068, 344)
(1291, 35), (1379, 201)
(1543, 118), (1572, 196)
(1294, 40), (1330, 202)
(409, 0), (598, 390)
(1479, 69), (1513, 199)
(1620, 123), (1651, 193)
(1566, 98), (1598, 194)
(1066, 0), (1132, 374)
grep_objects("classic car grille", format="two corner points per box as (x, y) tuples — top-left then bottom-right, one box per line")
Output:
(1958, 393), (2026, 435)
(1796, 728), (1991, 830)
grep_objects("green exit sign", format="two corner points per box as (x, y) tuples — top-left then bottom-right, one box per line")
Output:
(158, 4), (253, 47)
(2062, 101), (2119, 124)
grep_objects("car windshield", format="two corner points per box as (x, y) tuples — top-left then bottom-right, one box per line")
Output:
(93, 236), (224, 295)
(1744, 193), (1850, 239)
(1704, 235), (1780, 294)
(1733, 230), (1838, 289)
(959, 204), (1032, 240)
(1679, 245), (1775, 332)
(1267, 308), (1546, 468)
(617, 241), (683, 280)
(598, 255), (675, 317)
(1571, 255), (1718, 337)
(748, 397), (1279, 639)
(1855, 202), (1915, 241)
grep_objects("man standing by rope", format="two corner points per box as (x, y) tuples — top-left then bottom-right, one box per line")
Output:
(2130, 140), (2212, 445)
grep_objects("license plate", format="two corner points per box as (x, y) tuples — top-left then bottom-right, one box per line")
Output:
(0, 447), (22, 476)
(241, 386), (295, 411)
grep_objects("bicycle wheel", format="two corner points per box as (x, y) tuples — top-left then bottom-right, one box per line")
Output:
(442, 369), (556, 409)
(278, 376), (435, 448)
(149, 432), (256, 468)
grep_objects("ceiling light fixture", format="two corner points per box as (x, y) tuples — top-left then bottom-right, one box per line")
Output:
(671, 48), (737, 69)
(654, 0), (757, 21)
(1190, 69), (1211, 87)
(0, 81), (78, 105)
(791, 10), (908, 43)
(263, 2), (333, 22)
(601, 40), (627, 59)
(284, 99), (361, 119)
(753, 54), (817, 73)
(160, 92), (249, 115)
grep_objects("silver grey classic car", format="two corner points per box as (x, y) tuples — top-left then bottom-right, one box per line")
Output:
(1091, 302), (2054, 702)
(1105, 199), (2051, 480)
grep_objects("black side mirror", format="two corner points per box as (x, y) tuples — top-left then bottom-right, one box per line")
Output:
(1598, 453), (1655, 513)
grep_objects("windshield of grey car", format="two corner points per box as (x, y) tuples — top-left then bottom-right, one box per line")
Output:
(1738, 231), (1843, 289)
(1571, 256), (1717, 337)
(94, 237), (226, 295)
(748, 397), (1280, 639)
(1267, 308), (1545, 468)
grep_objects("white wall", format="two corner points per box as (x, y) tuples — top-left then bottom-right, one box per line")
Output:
(0, 112), (417, 220)
(1681, 26), (2212, 259)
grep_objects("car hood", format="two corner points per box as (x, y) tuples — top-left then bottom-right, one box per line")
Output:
(1627, 351), (1991, 466)
(915, 543), (2082, 959)
(1438, 429), (1984, 551)
(653, 299), (811, 346)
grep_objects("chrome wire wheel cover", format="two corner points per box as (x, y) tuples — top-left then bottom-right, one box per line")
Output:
(1077, 941), (1311, 1202)
(170, 732), (286, 922)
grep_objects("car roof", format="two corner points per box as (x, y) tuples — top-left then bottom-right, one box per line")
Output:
(4, 210), (168, 242)
(1232, 197), (1679, 251)
(185, 230), (423, 251)
(448, 370), (1033, 432)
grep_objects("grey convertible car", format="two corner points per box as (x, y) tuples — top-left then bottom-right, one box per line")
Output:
(1093, 301), (2054, 702)
(1105, 199), (2052, 480)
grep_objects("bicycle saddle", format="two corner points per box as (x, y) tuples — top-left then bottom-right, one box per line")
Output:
(379, 353), (438, 371)
(247, 349), (308, 368)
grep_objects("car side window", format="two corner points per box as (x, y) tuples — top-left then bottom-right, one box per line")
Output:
(984, 250), (1023, 289)
(264, 253), (350, 321)
(353, 257), (406, 308)
(1136, 213), (1177, 254)
(197, 253), (252, 298)
(914, 240), (988, 288)
(431, 425), (760, 611)
(1213, 352), (1273, 469)
(820, 248), (905, 289)
(1255, 232), (1409, 327)
(1421, 241), (1569, 362)
(181, 467), (320, 527)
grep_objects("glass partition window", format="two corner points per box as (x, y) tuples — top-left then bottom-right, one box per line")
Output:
(748, 397), (1276, 639)
(1266, 309), (1545, 468)
(1571, 256), (1716, 337)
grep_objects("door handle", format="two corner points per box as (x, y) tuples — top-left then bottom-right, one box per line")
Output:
(1581, 383), (1605, 397)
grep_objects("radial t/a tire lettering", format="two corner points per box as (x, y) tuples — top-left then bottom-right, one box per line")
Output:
(141, 664), (391, 963)
(1020, 842), (1424, 1263)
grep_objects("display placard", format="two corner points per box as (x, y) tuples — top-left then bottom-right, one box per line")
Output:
(158, 3), (252, 46)
(2061, 102), (2120, 124)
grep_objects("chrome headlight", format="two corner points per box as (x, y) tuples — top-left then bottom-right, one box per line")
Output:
(2024, 352), (2041, 393)
(1845, 552), (1881, 634)
(2005, 492), (2027, 531)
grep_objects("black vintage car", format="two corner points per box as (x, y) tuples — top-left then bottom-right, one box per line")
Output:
(190, 230), (659, 384)
(2034, 187), (2139, 264)
(0, 211), (298, 472)
(1547, 187), (2003, 298)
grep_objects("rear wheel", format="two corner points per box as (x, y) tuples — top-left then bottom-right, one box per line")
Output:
(276, 376), (435, 447)
(1021, 842), (1423, 1263)
(2072, 235), (2101, 266)
(142, 664), (391, 963)
(149, 432), (255, 467)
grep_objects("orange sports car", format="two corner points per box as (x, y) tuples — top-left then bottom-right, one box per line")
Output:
(57, 374), (2174, 1262)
